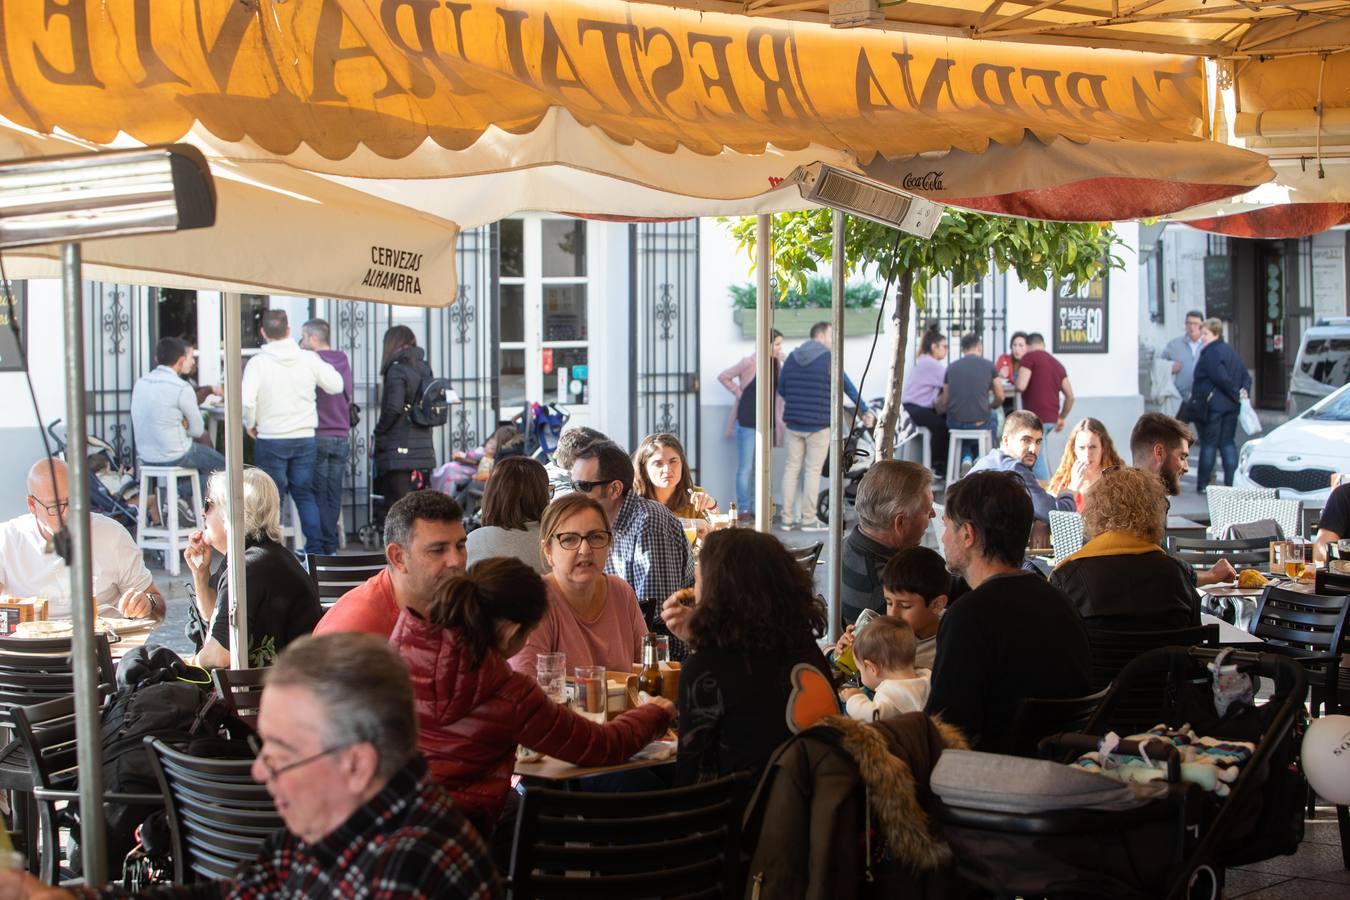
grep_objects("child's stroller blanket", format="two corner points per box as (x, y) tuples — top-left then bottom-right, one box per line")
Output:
(1074, 725), (1256, 797)
(931, 749), (1169, 815)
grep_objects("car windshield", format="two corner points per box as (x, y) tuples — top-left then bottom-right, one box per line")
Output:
(1303, 387), (1350, 422)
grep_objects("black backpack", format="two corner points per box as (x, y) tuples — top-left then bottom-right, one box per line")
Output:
(408, 374), (451, 427)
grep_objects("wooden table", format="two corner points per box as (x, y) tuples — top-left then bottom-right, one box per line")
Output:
(513, 742), (677, 782)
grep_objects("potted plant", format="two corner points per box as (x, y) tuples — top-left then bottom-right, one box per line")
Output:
(730, 275), (882, 338)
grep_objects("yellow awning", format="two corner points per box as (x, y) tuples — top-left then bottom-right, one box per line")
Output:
(1, 0), (1214, 163)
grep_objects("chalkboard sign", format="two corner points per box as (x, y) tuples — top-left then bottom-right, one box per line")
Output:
(1203, 255), (1233, 319)
(1053, 275), (1109, 354)
(0, 282), (25, 372)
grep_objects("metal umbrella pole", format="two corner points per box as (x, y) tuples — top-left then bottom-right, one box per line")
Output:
(62, 243), (108, 883)
(221, 293), (250, 668)
(754, 214), (773, 533)
(826, 210), (846, 642)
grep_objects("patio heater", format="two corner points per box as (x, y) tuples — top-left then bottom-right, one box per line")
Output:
(771, 163), (943, 638)
(0, 145), (216, 884)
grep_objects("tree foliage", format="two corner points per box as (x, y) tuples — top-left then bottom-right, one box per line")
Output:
(725, 209), (1123, 304)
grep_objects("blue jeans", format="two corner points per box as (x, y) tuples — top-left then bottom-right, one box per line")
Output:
(735, 424), (756, 512)
(253, 437), (320, 550)
(148, 441), (225, 496)
(312, 435), (350, 555)
(1198, 410), (1239, 491)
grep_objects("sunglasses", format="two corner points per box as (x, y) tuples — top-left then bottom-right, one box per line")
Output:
(571, 478), (617, 494)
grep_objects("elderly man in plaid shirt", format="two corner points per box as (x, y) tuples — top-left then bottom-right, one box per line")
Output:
(570, 441), (694, 648)
(6, 633), (499, 900)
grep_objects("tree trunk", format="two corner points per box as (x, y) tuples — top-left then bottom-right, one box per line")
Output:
(879, 270), (913, 460)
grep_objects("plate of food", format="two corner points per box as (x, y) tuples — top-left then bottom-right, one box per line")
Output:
(1202, 569), (1270, 596)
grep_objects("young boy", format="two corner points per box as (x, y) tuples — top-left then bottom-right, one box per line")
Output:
(881, 546), (949, 670)
(840, 615), (930, 721)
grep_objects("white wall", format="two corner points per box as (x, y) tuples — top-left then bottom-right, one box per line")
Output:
(1139, 225), (1208, 371)
(1001, 222), (1145, 468)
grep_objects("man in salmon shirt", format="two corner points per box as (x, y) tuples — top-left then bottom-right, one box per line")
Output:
(314, 491), (468, 637)
(1014, 333), (1074, 481)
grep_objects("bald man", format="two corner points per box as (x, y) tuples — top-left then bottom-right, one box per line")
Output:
(0, 458), (163, 621)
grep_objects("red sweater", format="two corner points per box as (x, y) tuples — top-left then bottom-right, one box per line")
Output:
(390, 610), (672, 830)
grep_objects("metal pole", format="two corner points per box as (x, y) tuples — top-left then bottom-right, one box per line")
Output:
(827, 211), (846, 642)
(754, 215), (773, 533)
(63, 243), (107, 884)
(221, 293), (249, 668)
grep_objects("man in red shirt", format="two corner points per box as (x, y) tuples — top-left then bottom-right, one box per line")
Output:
(1014, 333), (1075, 480)
(315, 491), (468, 638)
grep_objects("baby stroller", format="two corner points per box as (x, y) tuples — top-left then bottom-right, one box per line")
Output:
(931, 646), (1307, 899)
(814, 398), (882, 526)
(46, 418), (140, 532)
(513, 402), (569, 463)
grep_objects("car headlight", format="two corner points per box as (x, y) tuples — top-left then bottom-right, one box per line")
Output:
(1238, 441), (1257, 472)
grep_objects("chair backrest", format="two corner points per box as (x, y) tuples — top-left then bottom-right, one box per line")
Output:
(0, 635), (114, 772)
(9, 693), (84, 792)
(1084, 625), (1221, 692)
(1207, 488), (1300, 541)
(0, 634), (115, 689)
(785, 542), (824, 574)
(143, 737), (282, 884)
(1166, 535), (1271, 571)
(211, 667), (270, 729)
(1048, 510), (1084, 565)
(509, 772), (750, 899)
(1315, 567), (1350, 598)
(305, 553), (387, 608)
(1249, 585), (1349, 655)
(1010, 687), (1109, 758)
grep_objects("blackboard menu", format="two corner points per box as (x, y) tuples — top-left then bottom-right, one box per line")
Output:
(1203, 254), (1233, 319)
(1053, 275), (1109, 354)
(0, 282), (24, 372)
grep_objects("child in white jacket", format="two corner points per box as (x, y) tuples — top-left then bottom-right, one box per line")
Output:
(840, 615), (931, 722)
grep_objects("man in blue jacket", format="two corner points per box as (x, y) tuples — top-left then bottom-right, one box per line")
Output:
(777, 322), (871, 531)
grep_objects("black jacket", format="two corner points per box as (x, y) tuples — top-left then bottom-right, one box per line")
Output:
(373, 345), (437, 472)
(1192, 338), (1250, 416)
(1049, 532), (1200, 632)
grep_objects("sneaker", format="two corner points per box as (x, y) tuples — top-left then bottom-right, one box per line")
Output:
(780, 520), (800, 531)
(176, 498), (198, 527)
(800, 521), (828, 532)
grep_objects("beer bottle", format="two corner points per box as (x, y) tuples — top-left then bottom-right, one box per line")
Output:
(638, 633), (664, 697)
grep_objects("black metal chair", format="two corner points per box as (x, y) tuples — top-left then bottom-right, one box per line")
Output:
(1248, 584), (1349, 717)
(305, 552), (387, 609)
(1166, 535), (1270, 572)
(1315, 566), (1350, 597)
(1084, 626), (1221, 737)
(508, 772), (750, 899)
(210, 667), (269, 731)
(0, 634), (115, 872)
(143, 737), (281, 884)
(10, 689), (153, 883)
(1009, 687), (1110, 759)
(785, 542), (824, 574)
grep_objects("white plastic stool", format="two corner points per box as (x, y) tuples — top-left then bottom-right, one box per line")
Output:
(136, 466), (203, 576)
(282, 496), (307, 553)
(896, 426), (933, 471)
(946, 429), (993, 483)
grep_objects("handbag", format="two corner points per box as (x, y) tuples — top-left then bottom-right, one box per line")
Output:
(1178, 391), (1211, 425)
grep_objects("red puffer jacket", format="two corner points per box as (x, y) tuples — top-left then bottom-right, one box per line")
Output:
(390, 609), (672, 830)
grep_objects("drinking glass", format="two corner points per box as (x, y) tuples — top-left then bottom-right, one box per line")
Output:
(679, 518), (699, 546)
(536, 652), (566, 705)
(573, 665), (607, 723)
(1285, 538), (1308, 579)
(651, 635), (671, 663)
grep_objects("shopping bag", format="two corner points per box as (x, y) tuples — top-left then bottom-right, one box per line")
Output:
(1238, 397), (1263, 435)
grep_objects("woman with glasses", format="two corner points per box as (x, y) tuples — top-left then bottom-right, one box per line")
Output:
(391, 557), (673, 841)
(465, 456), (550, 573)
(183, 468), (323, 669)
(1046, 417), (1124, 511)
(1049, 467), (1199, 631)
(508, 493), (649, 676)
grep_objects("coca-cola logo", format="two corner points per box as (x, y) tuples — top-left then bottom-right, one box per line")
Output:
(902, 171), (944, 192)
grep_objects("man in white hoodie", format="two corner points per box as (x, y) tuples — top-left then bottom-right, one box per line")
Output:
(242, 310), (344, 551)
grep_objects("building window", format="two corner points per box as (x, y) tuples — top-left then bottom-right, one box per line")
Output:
(498, 216), (591, 419)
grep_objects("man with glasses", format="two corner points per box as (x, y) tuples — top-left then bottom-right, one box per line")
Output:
(0, 632), (500, 898)
(315, 490), (467, 638)
(569, 442), (692, 643)
(0, 458), (163, 621)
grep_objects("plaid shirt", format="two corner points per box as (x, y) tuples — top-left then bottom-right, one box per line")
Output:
(80, 756), (500, 900)
(605, 491), (694, 614)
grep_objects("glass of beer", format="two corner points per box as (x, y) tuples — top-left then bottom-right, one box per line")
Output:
(537, 652), (566, 705)
(1284, 538), (1308, 579)
(679, 518), (699, 547)
(573, 665), (607, 723)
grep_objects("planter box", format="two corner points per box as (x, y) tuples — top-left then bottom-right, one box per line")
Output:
(733, 307), (879, 339)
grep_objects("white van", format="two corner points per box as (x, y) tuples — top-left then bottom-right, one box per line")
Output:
(1288, 318), (1350, 416)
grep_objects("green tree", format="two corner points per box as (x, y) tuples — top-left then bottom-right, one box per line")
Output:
(726, 210), (1124, 456)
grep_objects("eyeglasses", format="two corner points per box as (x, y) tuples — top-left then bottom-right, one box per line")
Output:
(28, 495), (69, 516)
(247, 733), (353, 781)
(571, 478), (616, 494)
(552, 530), (612, 551)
